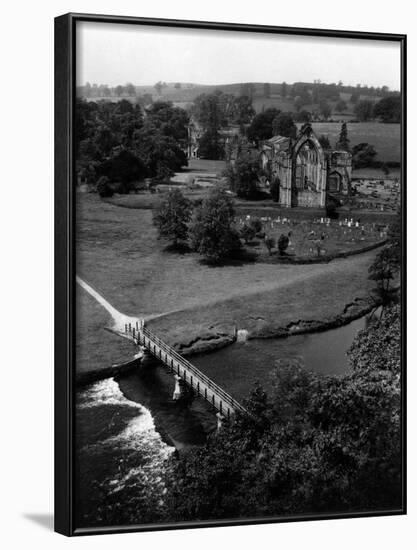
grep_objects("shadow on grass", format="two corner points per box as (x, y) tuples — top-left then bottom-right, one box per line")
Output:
(162, 242), (192, 254)
(199, 249), (258, 267)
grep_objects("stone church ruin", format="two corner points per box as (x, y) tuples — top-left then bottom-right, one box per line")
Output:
(259, 123), (352, 207)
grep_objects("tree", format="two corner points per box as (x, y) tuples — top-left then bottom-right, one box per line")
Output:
(294, 110), (312, 123)
(153, 189), (192, 247)
(100, 85), (110, 97)
(133, 127), (188, 180)
(387, 208), (401, 267)
(189, 189), (241, 262)
(98, 149), (147, 193)
(381, 163), (390, 176)
(230, 95), (255, 125)
(225, 147), (260, 199)
(293, 96), (305, 112)
(84, 82), (92, 97)
(368, 246), (399, 311)
(96, 176), (113, 198)
(278, 233), (289, 255)
(336, 122), (350, 151)
(145, 101), (189, 145)
(263, 83), (271, 98)
(350, 91), (360, 104)
(250, 218), (263, 234)
(264, 236), (275, 255)
(191, 92), (225, 130)
(240, 224), (256, 244)
(352, 142), (377, 169)
(281, 81), (288, 98)
(354, 100), (374, 121)
(335, 99), (348, 113)
(318, 134), (331, 149)
(137, 93), (153, 107)
(115, 84), (124, 97)
(154, 81), (163, 96)
(125, 82), (136, 96)
(198, 128), (224, 160)
(272, 113), (297, 139)
(247, 108), (281, 143)
(373, 96), (401, 123)
(319, 100), (332, 120)
(174, 82), (182, 89)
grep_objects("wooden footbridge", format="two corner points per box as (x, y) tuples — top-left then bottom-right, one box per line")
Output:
(124, 320), (248, 421)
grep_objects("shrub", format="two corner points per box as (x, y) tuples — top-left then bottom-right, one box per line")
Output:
(264, 236), (275, 255)
(240, 224), (256, 244)
(190, 188), (242, 263)
(96, 176), (114, 198)
(326, 201), (339, 220)
(250, 218), (263, 234)
(278, 234), (289, 256)
(153, 189), (192, 246)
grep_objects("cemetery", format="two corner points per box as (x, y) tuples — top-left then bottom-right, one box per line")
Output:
(235, 210), (389, 260)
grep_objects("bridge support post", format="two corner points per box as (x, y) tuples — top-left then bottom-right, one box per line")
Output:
(173, 375), (187, 401)
(141, 348), (158, 368)
(216, 412), (227, 432)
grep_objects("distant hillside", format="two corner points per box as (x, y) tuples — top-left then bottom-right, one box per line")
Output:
(77, 80), (398, 118)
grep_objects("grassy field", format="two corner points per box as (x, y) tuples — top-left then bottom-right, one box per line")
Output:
(147, 250), (377, 347)
(76, 286), (136, 375)
(76, 192), (382, 377)
(303, 122), (401, 163)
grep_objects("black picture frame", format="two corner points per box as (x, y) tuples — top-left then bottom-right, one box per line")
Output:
(55, 13), (407, 536)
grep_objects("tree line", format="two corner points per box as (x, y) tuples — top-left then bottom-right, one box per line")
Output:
(75, 98), (189, 192)
(76, 90), (396, 196)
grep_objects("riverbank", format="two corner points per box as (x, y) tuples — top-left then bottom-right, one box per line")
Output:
(147, 250), (378, 356)
(151, 294), (377, 357)
(75, 291), (377, 391)
(75, 253), (380, 384)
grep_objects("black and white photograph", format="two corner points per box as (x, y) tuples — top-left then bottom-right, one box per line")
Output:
(62, 14), (405, 534)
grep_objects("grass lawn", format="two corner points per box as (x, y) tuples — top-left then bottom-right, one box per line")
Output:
(147, 249), (377, 346)
(185, 158), (227, 174)
(300, 122), (401, 163)
(76, 286), (136, 375)
(76, 192), (382, 377)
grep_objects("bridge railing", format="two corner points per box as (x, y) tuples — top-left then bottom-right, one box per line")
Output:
(137, 326), (248, 415)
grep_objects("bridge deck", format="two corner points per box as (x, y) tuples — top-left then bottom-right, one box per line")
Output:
(131, 325), (247, 419)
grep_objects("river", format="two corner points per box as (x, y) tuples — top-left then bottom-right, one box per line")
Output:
(191, 313), (376, 402)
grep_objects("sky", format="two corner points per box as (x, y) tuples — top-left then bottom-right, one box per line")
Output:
(76, 21), (401, 91)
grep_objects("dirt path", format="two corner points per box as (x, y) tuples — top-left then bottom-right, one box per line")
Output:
(76, 275), (142, 334)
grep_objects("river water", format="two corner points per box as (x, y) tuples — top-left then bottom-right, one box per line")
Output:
(75, 312), (375, 527)
(192, 314), (375, 402)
